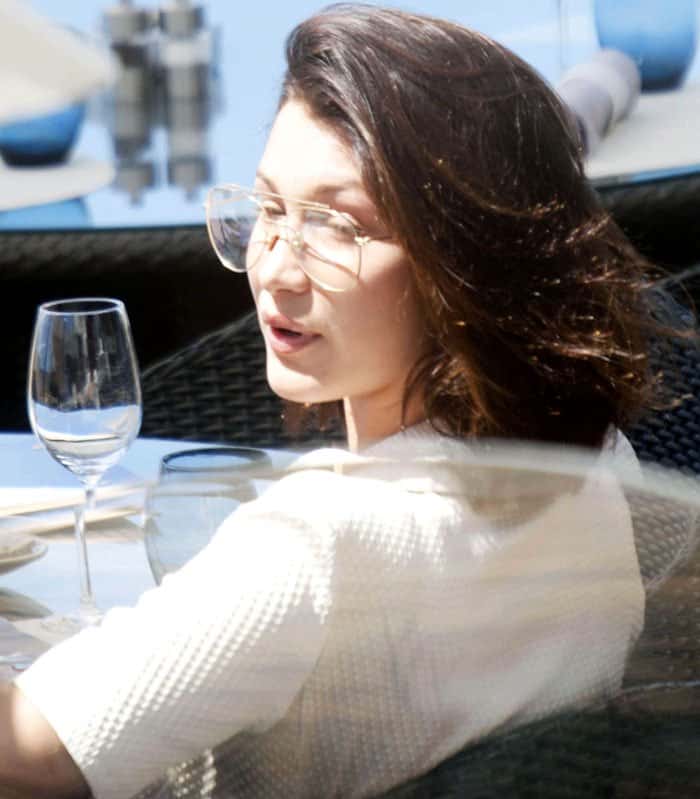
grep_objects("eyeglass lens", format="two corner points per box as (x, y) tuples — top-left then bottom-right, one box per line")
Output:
(207, 188), (361, 291)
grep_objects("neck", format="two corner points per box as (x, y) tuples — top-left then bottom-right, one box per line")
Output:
(343, 390), (425, 452)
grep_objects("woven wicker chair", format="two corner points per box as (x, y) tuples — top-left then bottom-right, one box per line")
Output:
(378, 498), (700, 799)
(133, 458), (700, 799)
(133, 476), (700, 799)
(378, 332), (700, 799)
(139, 305), (700, 798)
(0, 225), (254, 431)
(140, 310), (345, 448)
(597, 176), (700, 280)
(626, 334), (700, 476)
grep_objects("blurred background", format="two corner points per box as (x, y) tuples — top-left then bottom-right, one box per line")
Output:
(4, 0), (637, 230)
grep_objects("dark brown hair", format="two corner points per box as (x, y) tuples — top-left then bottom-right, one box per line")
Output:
(281, 3), (677, 448)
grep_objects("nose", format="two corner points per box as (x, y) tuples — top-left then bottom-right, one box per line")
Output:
(255, 224), (311, 294)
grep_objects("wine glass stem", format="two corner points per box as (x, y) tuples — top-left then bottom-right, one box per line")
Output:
(75, 485), (99, 622)
(557, 0), (567, 76)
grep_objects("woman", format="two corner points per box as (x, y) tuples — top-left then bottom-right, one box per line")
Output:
(0, 4), (667, 797)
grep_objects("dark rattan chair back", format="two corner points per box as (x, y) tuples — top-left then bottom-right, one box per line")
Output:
(379, 513), (700, 798)
(626, 327), (700, 476)
(379, 329), (700, 799)
(0, 226), (254, 430)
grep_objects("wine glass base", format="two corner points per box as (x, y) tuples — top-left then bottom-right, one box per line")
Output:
(38, 608), (102, 644)
(0, 652), (37, 673)
(1, 609), (102, 673)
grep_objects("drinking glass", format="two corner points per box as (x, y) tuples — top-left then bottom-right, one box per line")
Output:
(27, 298), (142, 631)
(145, 447), (268, 584)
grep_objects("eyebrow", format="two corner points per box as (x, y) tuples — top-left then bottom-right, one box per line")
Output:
(254, 170), (367, 200)
(254, 171), (276, 192)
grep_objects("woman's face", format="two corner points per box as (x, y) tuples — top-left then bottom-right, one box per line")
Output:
(248, 100), (426, 421)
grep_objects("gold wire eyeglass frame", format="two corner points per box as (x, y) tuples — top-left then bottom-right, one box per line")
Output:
(204, 183), (392, 292)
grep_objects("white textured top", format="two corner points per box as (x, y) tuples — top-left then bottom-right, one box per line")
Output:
(17, 425), (644, 799)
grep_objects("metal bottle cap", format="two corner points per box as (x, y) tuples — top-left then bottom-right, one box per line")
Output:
(158, 1), (204, 38)
(103, 3), (153, 42)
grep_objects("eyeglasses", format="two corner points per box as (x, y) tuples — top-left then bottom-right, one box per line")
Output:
(204, 184), (391, 292)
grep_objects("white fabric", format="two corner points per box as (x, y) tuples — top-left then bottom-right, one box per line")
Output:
(16, 425), (644, 799)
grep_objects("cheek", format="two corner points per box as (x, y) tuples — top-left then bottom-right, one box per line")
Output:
(247, 270), (259, 303)
(374, 264), (421, 330)
(338, 264), (425, 360)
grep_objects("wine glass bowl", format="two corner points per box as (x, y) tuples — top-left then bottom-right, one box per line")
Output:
(145, 447), (268, 584)
(27, 297), (141, 628)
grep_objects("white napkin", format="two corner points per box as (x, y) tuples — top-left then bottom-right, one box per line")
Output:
(0, 0), (117, 125)
(1, 497), (146, 538)
(0, 480), (145, 516)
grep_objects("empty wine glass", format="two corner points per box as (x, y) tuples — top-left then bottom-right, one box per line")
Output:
(27, 298), (141, 632)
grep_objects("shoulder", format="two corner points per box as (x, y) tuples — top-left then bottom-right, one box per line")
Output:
(238, 463), (432, 531)
(229, 444), (463, 567)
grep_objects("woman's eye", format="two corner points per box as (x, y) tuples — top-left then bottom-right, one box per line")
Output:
(330, 220), (355, 239)
(306, 210), (356, 238)
(261, 204), (285, 218)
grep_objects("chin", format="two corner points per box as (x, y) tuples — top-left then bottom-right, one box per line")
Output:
(265, 362), (337, 405)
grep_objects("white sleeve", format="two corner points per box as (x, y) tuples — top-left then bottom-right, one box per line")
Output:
(16, 479), (335, 799)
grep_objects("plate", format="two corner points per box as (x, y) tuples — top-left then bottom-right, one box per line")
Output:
(0, 588), (51, 620)
(0, 538), (48, 575)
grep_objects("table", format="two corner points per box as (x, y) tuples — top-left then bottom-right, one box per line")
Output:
(0, 436), (150, 678)
(0, 434), (216, 654)
(0, 432), (294, 669)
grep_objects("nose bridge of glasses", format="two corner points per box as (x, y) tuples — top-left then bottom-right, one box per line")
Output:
(254, 218), (310, 288)
(262, 218), (304, 253)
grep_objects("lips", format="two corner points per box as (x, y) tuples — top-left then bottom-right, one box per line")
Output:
(262, 313), (320, 355)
